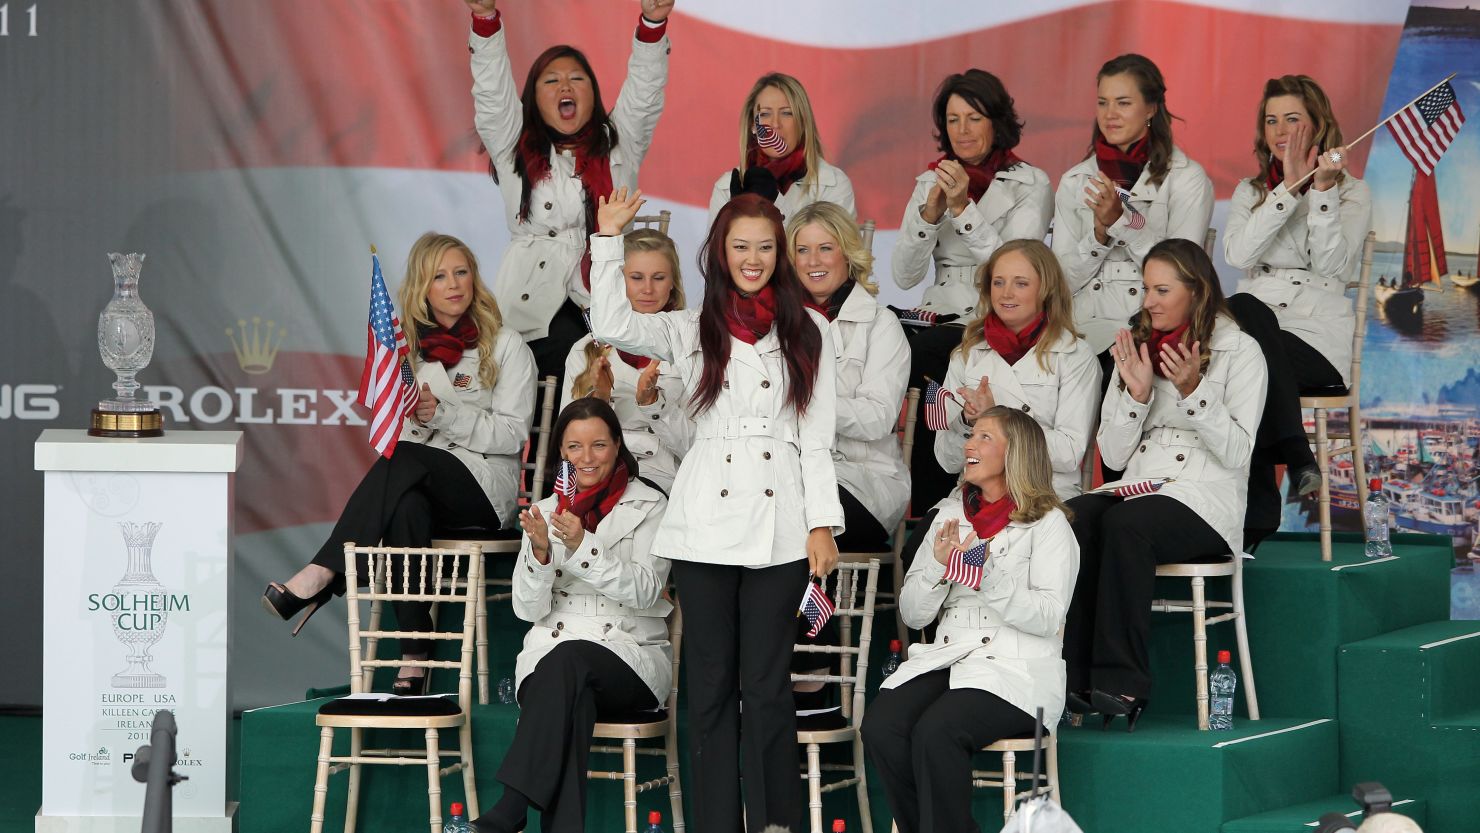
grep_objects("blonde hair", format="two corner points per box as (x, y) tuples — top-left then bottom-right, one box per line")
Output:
(784, 201), (877, 294)
(1250, 75), (1347, 206)
(570, 230), (685, 399)
(958, 240), (1079, 370)
(398, 232), (502, 389)
(737, 73), (825, 193)
(978, 406), (1071, 524)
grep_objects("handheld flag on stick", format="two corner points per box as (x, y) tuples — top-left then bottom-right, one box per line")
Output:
(358, 246), (419, 457)
(798, 577), (834, 639)
(1093, 477), (1173, 498)
(754, 114), (788, 155)
(554, 460), (577, 513)
(923, 377), (958, 431)
(944, 540), (988, 590)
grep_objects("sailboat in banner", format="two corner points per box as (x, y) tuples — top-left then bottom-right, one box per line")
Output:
(1386, 171), (1446, 315)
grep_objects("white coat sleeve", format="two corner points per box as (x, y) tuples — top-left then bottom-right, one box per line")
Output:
(512, 525), (561, 623)
(1096, 369), (1151, 471)
(1052, 170), (1110, 293)
(1306, 178), (1372, 279)
(606, 30), (670, 170)
(800, 323), (847, 533)
(1108, 163), (1215, 262)
(1222, 180), (1290, 270)
(830, 168), (858, 217)
(706, 174), (731, 230)
(562, 499), (670, 610)
(429, 337), (536, 455)
(898, 513), (952, 630)
(933, 350), (971, 474)
(1042, 345), (1102, 478)
(468, 28), (522, 183)
(836, 314), (910, 442)
(588, 234), (684, 362)
(1180, 344), (1266, 470)
(892, 177), (941, 291)
(976, 512), (1078, 638)
(637, 365), (695, 458)
(954, 173), (1054, 263)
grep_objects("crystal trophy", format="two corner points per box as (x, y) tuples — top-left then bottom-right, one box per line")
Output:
(90, 252), (164, 437)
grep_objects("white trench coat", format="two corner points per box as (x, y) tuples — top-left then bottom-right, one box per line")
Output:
(561, 336), (689, 493)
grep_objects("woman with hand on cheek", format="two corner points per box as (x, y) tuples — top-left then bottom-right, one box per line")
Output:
(1062, 239), (1265, 729)
(590, 188), (843, 833)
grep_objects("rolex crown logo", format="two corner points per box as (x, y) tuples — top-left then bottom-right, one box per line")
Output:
(225, 317), (285, 375)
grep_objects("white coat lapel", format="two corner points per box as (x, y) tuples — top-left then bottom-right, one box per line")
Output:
(419, 359), (459, 401)
(974, 347), (1029, 408)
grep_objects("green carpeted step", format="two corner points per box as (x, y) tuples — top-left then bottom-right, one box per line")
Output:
(1338, 619), (1480, 833)
(1221, 793), (1427, 832)
(1147, 532), (1452, 719)
(1056, 714), (1339, 833)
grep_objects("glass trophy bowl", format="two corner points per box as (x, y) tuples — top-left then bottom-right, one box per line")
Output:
(90, 252), (164, 437)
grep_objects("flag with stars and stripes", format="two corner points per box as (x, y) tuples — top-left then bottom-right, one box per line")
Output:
(1115, 186), (1147, 230)
(1387, 81), (1465, 175)
(1093, 477), (1173, 498)
(580, 306), (606, 348)
(944, 540), (988, 590)
(357, 250), (419, 457)
(798, 578), (834, 639)
(554, 460), (577, 513)
(754, 114), (788, 155)
(923, 378), (958, 431)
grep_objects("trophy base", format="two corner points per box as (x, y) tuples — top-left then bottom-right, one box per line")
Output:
(89, 407), (164, 438)
(112, 671), (166, 689)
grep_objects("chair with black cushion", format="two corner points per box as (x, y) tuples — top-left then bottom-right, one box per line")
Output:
(309, 543), (483, 833)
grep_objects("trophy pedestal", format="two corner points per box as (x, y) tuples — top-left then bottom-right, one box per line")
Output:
(33, 429), (242, 830)
(88, 406), (164, 438)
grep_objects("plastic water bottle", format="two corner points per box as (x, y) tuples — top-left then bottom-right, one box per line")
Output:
(497, 676), (516, 705)
(645, 810), (665, 832)
(1208, 650), (1236, 731)
(1363, 479), (1392, 559)
(881, 640), (902, 679)
(443, 802), (469, 833)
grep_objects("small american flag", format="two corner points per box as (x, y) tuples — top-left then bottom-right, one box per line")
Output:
(1387, 81), (1465, 176)
(1115, 187), (1146, 230)
(357, 249), (419, 458)
(895, 307), (941, 327)
(923, 378), (958, 431)
(798, 578), (834, 639)
(944, 540), (989, 590)
(754, 114), (788, 155)
(1095, 477), (1172, 498)
(452, 372), (472, 389)
(554, 460), (577, 513)
(580, 306), (605, 348)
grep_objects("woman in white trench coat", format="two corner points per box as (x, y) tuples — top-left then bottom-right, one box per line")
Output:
(862, 406), (1078, 833)
(472, 398), (671, 833)
(464, 0), (674, 389)
(590, 189), (844, 833)
(1063, 239), (1266, 730)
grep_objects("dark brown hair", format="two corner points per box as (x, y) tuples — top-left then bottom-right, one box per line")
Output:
(546, 397), (639, 487)
(932, 69), (1024, 158)
(1090, 54), (1178, 186)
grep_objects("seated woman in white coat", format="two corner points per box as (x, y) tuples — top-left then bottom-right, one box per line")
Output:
(893, 69), (1054, 512)
(471, 397), (671, 833)
(562, 229), (690, 492)
(862, 406), (1078, 833)
(464, 0), (674, 390)
(1063, 239), (1266, 729)
(1222, 75), (1372, 545)
(706, 73), (855, 226)
(591, 188), (843, 833)
(934, 239), (1100, 504)
(1052, 53), (1213, 357)
(263, 233), (535, 693)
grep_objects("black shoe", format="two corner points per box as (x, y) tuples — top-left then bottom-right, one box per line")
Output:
(470, 813), (527, 832)
(1294, 465), (1323, 497)
(1065, 690), (1096, 714)
(261, 576), (341, 637)
(1092, 690), (1148, 733)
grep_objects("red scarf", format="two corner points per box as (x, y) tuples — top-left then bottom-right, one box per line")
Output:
(962, 484), (1016, 540)
(802, 278), (854, 322)
(929, 148), (1022, 203)
(418, 314), (480, 367)
(1094, 131), (1150, 189)
(1265, 158), (1312, 195)
(983, 312), (1046, 366)
(726, 284), (777, 344)
(1146, 323), (1190, 378)
(614, 348), (652, 370)
(746, 145), (808, 195)
(518, 123), (614, 290)
(562, 462), (629, 533)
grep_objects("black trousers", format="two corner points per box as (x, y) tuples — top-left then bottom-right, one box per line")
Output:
(1227, 293), (1344, 535)
(309, 443), (499, 654)
(1063, 493), (1229, 697)
(1096, 348), (1123, 482)
(672, 558), (809, 833)
(862, 669), (1037, 833)
(903, 323), (966, 514)
(495, 641), (658, 833)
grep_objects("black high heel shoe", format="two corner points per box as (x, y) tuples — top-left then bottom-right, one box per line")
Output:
(1092, 690), (1148, 732)
(262, 580), (338, 637)
(1065, 690), (1097, 714)
(391, 669), (430, 696)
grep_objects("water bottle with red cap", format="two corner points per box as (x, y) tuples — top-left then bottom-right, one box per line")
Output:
(1363, 479), (1392, 559)
(442, 802), (469, 833)
(881, 639), (902, 680)
(1208, 650), (1237, 731)
(832, 820), (847, 832)
(645, 809), (665, 832)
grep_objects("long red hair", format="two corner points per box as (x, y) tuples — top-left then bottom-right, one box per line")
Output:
(692, 195), (822, 416)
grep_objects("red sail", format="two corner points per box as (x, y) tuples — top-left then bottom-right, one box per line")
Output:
(1403, 172), (1448, 287)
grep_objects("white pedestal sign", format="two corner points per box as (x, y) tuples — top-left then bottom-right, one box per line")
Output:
(35, 430), (243, 833)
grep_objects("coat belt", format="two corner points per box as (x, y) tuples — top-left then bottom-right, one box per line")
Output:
(693, 416), (798, 444)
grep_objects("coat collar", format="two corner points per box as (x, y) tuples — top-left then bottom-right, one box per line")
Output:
(537, 476), (663, 546)
(966, 324), (1079, 359)
(1207, 315), (1245, 352)
(833, 282), (880, 325)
